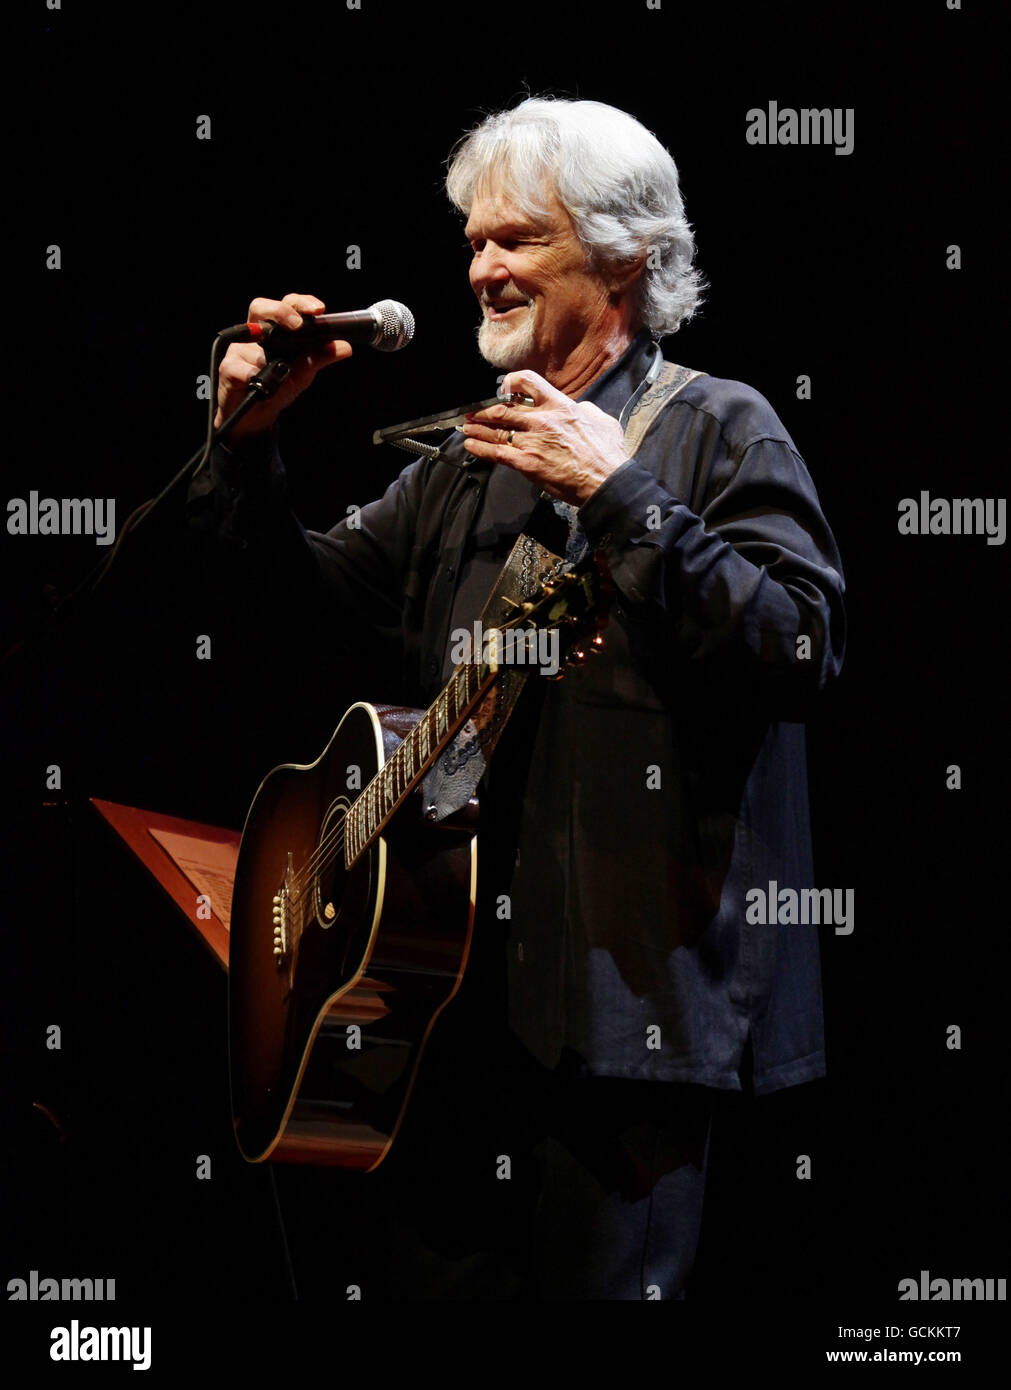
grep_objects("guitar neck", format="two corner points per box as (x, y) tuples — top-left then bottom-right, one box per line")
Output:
(344, 653), (499, 867)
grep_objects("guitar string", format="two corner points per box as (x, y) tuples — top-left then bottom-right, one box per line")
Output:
(284, 683), (465, 897)
(287, 591), (572, 899)
(287, 586), (582, 896)
(280, 582), (590, 908)
(279, 701), (451, 899)
(282, 663), (486, 902)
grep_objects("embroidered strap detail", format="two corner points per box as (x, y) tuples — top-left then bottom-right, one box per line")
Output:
(623, 361), (704, 459)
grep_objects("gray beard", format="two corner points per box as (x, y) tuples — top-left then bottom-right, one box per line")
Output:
(476, 307), (537, 370)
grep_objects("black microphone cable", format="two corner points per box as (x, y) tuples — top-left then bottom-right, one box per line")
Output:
(3, 333), (294, 673)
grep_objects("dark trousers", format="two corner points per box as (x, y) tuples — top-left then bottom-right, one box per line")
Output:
(276, 1030), (714, 1301)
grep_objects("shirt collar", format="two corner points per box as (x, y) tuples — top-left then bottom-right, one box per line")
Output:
(577, 329), (657, 419)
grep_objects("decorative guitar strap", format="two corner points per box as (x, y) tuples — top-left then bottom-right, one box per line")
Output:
(421, 360), (704, 821)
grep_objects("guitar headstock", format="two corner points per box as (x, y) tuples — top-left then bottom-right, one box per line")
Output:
(492, 553), (612, 678)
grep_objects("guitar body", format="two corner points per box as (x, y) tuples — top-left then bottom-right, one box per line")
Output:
(228, 701), (477, 1170)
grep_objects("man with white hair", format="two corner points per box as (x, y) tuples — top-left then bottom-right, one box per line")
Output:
(194, 96), (845, 1299)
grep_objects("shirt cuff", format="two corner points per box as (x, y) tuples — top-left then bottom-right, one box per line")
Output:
(578, 457), (676, 549)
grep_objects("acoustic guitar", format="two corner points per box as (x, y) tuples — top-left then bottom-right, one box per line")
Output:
(228, 556), (604, 1169)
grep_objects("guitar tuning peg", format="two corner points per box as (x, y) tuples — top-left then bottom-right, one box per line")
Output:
(540, 582), (557, 598)
(589, 633), (606, 653)
(566, 649), (586, 667)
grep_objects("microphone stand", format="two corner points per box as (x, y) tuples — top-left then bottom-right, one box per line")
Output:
(0, 344), (294, 677)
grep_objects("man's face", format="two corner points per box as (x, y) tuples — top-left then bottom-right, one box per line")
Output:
(464, 180), (615, 377)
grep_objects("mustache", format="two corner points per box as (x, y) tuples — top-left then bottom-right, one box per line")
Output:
(480, 290), (532, 311)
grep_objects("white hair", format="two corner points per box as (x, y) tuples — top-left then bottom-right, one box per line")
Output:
(445, 96), (706, 337)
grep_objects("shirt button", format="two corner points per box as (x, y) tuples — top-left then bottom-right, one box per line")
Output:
(445, 565), (456, 580)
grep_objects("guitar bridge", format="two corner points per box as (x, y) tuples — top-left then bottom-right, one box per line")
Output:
(272, 888), (289, 962)
(271, 851), (295, 966)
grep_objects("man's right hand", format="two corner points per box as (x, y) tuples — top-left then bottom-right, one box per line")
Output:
(214, 292), (352, 443)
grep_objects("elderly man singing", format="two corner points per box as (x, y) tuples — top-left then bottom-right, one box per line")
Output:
(193, 96), (846, 1300)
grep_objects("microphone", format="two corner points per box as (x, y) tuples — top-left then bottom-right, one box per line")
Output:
(217, 299), (415, 354)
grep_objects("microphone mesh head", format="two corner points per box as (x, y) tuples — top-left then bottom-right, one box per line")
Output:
(372, 299), (415, 352)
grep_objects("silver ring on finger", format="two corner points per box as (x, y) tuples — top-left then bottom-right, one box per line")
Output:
(506, 430), (515, 445)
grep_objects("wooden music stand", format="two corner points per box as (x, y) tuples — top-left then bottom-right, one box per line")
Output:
(90, 798), (239, 971)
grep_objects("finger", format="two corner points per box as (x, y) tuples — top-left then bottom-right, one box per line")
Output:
(246, 293), (326, 329)
(285, 341), (353, 386)
(464, 402), (536, 429)
(460, 422), (521, 446)
(219, 347), (267, 390)
(281, 291), (327, 321)
(225, 356), (271, 390)
(224, 343), (268, 370)
(498, 369), (561, 405)
(325, 339), (354, 363)
(462, 436), (545, 488)
(246, 296), (303, 330)
(282, 292), (326, 310)
(462, 435), (522, 462)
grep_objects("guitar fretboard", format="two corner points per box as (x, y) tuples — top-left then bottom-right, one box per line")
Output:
(344, 655), (493, 866)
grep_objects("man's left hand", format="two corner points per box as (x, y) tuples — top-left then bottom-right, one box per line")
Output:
(461, 370), (631, 506)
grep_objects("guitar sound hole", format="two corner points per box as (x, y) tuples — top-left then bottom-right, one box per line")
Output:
(314, 799), (350, 930)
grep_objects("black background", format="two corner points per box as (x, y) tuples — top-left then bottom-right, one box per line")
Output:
(2, 0), (1005, 1365)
